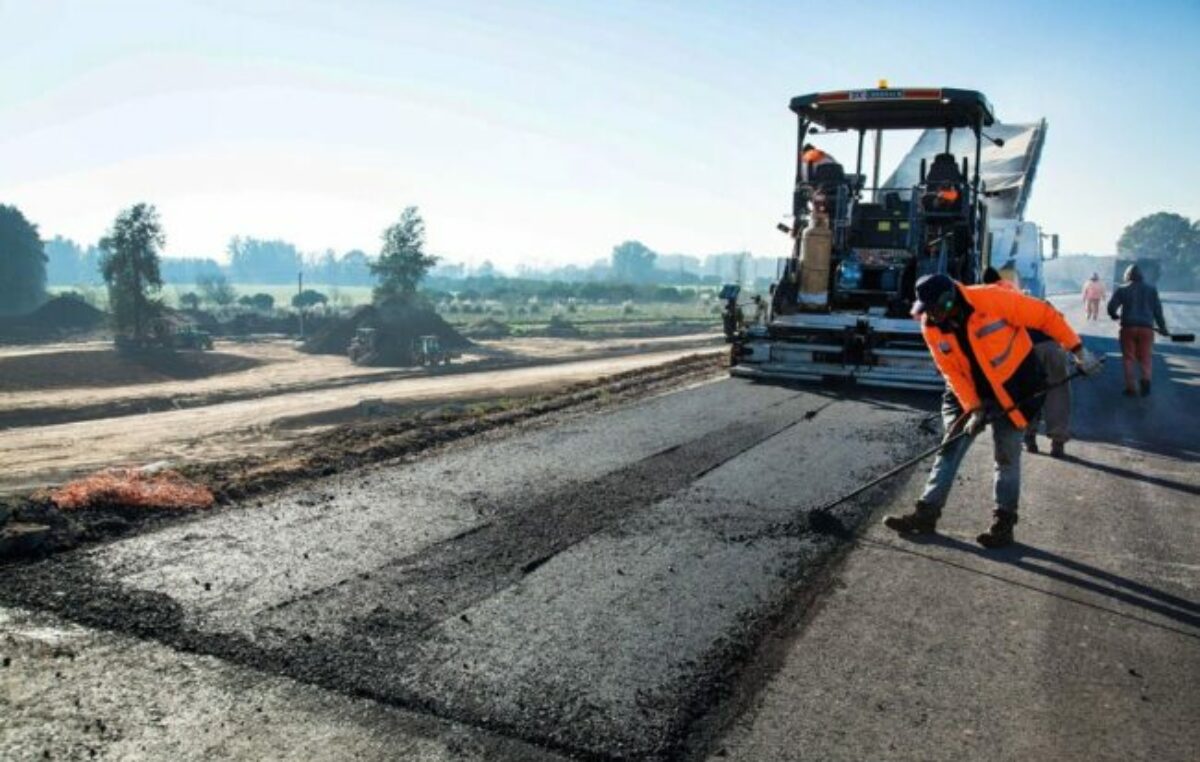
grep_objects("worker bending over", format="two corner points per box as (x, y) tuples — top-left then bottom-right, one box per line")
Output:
(884, 274), (1099, 548)
(1107, 264), (1169, 396)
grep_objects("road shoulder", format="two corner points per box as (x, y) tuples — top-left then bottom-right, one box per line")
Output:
(709, 432), (1200, 762)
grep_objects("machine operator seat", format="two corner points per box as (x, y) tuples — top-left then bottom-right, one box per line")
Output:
(810, 161), (846, 188)
(925, 153), (964, 185)
(921, 153), (967, 220)
(797, 161), (851, 220)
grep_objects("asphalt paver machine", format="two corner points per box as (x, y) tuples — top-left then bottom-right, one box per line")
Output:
(732, 86), (997, 390)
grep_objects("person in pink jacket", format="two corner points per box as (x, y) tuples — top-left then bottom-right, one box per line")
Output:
(1082, 273), (1106, 321)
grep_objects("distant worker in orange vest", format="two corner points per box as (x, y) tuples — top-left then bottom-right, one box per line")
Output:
(883, 274), (1100, 548)
(800, 143), (837, 184)
(1082, 273), (1106, 321)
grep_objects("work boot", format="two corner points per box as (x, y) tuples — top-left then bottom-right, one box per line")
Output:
(1140, 379), (1151, 396)
(1050, 440), (1066, 459)
(1024, 434), (1039, 454)
(883, 501), (941, 535)
(977, 510), (1018, 549)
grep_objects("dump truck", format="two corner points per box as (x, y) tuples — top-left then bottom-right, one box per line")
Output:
(731, 86), (1051, 390)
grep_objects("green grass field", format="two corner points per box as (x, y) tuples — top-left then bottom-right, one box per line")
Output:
(46, 284), (724, 337)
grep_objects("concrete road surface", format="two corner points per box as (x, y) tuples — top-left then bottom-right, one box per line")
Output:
(3, 294), (1196, 760)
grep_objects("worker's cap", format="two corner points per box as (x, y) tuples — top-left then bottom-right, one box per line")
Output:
(911, 273), (957, 316)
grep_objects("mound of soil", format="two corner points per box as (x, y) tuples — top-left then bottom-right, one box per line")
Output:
(544, 315), (583, 338)
(179, 309), (220, 333)
(221, 311), (300, 336)
(302, 301), (469, 366)
(0, 295), (107, 343)
(31, 295), (105, 330)
(0, 349), (264, 392)
(462, 317), (512, 339)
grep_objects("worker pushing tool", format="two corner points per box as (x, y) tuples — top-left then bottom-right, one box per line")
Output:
(883, 274), (1101, 548)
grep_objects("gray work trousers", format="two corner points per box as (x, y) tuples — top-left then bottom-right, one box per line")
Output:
(1024, 342), (1071, 444)
(919, 393), (1024, 513)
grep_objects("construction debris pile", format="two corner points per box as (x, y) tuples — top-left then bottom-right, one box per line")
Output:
(0, 294), (106, 343)
(303, 301), (469, 366)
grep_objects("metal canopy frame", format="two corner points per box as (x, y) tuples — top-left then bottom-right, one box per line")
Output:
(789, 87), (995, 131)
(792, 87), (995, 247)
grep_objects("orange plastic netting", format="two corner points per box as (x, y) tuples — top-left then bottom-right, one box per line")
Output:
(48, 468), (214, 511)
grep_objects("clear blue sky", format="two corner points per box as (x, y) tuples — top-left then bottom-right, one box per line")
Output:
(1, 0), (1197, 270)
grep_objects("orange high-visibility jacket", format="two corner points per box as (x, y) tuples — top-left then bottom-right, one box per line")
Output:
(935, 187), (960, 205)
(803, 148), (831, 165)
(921, 284), (1082, 427)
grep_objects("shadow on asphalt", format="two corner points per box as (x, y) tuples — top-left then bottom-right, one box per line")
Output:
(1069, 335), (1200, 461)
(1056, 454), (1200, 498)
(861, 535), (1200, 639)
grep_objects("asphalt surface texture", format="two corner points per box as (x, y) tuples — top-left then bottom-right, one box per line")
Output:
(711, 293), (1200, 761)
(3, 293), (1196, 761)
(1, 366), (938, 760)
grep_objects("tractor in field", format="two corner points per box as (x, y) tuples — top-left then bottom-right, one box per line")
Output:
(174, 326), (214, 350)
(412, 335), (453, 366)
(116, 317), (213, 353)
(348, 327), (378, 365)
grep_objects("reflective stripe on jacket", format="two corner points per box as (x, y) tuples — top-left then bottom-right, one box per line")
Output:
(921, 284), (1082, 428)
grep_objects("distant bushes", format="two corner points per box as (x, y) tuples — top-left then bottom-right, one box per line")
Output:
(420, 276), (702, 304)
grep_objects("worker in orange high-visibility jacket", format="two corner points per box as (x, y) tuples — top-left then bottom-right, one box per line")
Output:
(935, 187), (960, 206)
(800, 143), (836, 183)
(883, 274), (1101, 548)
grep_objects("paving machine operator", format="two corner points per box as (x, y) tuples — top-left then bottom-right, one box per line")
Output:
(884, 274), (1100, 548)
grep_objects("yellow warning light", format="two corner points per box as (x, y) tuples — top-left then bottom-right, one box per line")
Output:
(878, 79), (889, 88)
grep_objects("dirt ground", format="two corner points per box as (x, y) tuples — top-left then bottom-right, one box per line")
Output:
(0, 334), (723, 495)
(0, 333), (721, 429)
(0, 348), (264, 392)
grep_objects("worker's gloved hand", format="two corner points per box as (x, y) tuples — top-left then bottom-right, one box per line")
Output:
(1072, 346), (1103, 376)
(963, 409), (988, 436)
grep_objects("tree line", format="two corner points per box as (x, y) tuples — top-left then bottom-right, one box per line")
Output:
(8, 203), (1196, 324)
(1117, 212), (1200, 289)
(42, 234), (378, 287)
(0, 201), (438, 338)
